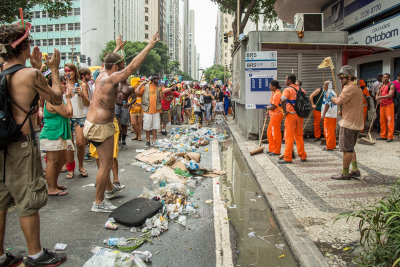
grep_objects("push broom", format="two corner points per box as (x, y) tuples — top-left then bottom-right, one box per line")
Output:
(250, 112), (269, 155)
(358, 102), (378, 145)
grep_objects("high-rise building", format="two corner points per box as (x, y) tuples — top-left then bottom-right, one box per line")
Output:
(214, 11), (234, 69)
(166, 0), (181, 63)
(182, 0), (189, 73)
(188, 9), (197, 79)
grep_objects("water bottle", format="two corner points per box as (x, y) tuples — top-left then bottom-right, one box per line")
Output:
(103, 237), (127, 246)
(73, 83), (79, 94)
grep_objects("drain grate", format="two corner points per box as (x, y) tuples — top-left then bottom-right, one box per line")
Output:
(362, 175), (399, 185)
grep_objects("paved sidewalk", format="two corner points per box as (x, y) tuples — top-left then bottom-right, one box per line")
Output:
(229, 122), (400, 266)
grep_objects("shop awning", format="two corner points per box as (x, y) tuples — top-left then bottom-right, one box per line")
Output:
(260, 42), (392, 58)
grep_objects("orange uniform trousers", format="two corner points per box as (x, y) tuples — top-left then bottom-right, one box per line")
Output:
(323, 117), (337, 150)
(380, 103), (395, 140)
(267, 113), (283, 154)
(284, 113), (307, 161)
(362, 106), (367, 132)
(313, 110), (322, 138)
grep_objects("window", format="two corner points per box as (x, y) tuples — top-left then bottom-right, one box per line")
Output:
(74, 8), (80, 16)
(61, 53), (67, 60)
(67, 9), (73, 16)
(35, 11), (40, 18)
(145, 25), (149, 30)
(145, 7), (149, 13)
(145, 0), (148, 3)
(74, 23), (80, 30)
(47, 25), (53, 32)
(41, 25), (46, 32)
(145, 16), (148, 22)
(61, 38), (66, 45)
(55, 39), (60, 45)
(60, 24), (66, 31)
(35, 40), (41, 46)
(54, 24), (60, 31)
(42, 39), (47, 46)
(35, 25), (40, 32)
(42, 11), (47, 18)
(31, 27), (35, 33)
(68, 38), (73, 45)
(74, 37), (81, 44)
(145, 33), (149, 39)
(48, 39), (53, 46)
(68, 23), (74, 31)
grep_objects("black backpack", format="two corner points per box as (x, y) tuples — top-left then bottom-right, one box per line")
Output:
(390, 82), (400, 106)
(289, 86), (312, 118)
(0, 64), (33, 149)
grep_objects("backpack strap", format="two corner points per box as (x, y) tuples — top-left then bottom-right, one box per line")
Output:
(1, 64), (25, 75)
(287, 86), (299, 106)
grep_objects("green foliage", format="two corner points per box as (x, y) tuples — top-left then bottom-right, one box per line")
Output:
(168, 60), (180, 75)
(100, 40), (170, 77)
(204, 65), (231, 84)
(336, 180), (400, 266)
(178, 71), (193, 81)
(0, 0), (72, 24)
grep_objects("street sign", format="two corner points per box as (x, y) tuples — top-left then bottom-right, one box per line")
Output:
(245, 51), (277, 109)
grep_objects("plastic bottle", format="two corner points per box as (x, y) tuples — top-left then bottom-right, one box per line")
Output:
(73, 83), (80, 94)
(103, 237), (127, 246)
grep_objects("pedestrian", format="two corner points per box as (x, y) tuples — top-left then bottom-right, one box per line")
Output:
(215, 85), (226, 119)
(309, 84), (324, 142)
(193, 90), (203, 128)
(40, 74), (74, 196)
(84, 32), (159, 212)
(182, 84), (192, 124)
(321, 81), (337, 151)
(223, 86), (231, 117)
(331, 65), (363, 180)
(203, 87), (213, 125)
(160, 83), (180, 135)
(138, 74), (163, 146)
(371, 74), (383, 131)
(359, 79), (371, 132)
(115, 80), (136, 149)
(170, 83), (183, 125)
(131, 80), (146, 141)
(376, 73), (396, 142)
(392, 72), (400, 135)
(279, 74), (307, 164)
(267, 80), (283, 156)
(64, 63), (90, 179)
(0, 23), (66, 266)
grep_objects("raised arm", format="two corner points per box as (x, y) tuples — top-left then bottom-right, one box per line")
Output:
(31, 48), (63, 106)
(309, 88), (321, 109)
(108, 32), (159, 84)
(135, 81), (146, 94)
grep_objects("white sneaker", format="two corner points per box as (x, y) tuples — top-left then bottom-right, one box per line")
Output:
(91, 199), (117, 212)
(105, 184), (126, 199)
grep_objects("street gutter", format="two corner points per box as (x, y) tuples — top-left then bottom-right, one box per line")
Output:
(228, 122), (329, 267)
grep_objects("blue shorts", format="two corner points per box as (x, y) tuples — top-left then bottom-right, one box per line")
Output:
(70, 117), (86, 132)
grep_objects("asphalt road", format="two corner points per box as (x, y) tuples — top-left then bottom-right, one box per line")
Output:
(3, 129), (216, 267)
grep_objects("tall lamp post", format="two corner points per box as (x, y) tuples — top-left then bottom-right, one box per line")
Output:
(71, 27), (97, 65)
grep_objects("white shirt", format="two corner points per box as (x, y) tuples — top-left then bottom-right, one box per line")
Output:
(321, 89), (338, 118)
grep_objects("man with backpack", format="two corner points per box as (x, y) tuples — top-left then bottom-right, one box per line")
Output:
(0, 24), (66, 266)
(376, 73), (396, 142)
(279, 74), (309, 164)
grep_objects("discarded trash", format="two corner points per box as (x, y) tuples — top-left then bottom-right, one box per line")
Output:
(228, 205), (237, 209)
(250, 199), (256, 202)
(136, 149), (146, 153)
(275, 244), (285, 250)
(132, 251), (152, 263)
(174, 167), (192, 177)
(82, 183), (95, 188)
(248, 232), (256, 237)
(104, 237), (127, 246)
(120, 169), (125, 172)
(84, 247), (135, 267)
(54, 243), (67, 251)
(105, 219), (118, 230)
(186, 160), (200, 170)
(279, 254), (285, 258)
(176, 215), (187, 227)
(204, 199), (213, 205)
(343, 247), (351, 251)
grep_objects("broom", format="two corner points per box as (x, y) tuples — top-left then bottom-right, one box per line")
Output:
(358, 102), (378, 145)
(250, 112), (269, 155)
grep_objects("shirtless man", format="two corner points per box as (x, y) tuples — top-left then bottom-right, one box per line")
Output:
(115, 80), (136, 148)
(84, 32), (159, 212)
(0, 24), (66, 266)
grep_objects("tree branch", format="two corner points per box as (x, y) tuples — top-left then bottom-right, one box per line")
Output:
(240, 0), (257, 32)
(213, 0), (236, 12)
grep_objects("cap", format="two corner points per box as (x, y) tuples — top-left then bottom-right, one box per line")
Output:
(337, 65), (355, 78)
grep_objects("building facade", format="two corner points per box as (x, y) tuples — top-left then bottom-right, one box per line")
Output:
(188, 9), (197, 80)
(166, 0), (181, 63)
(214, 11), (234, 69)
(182, 0), (189, 73)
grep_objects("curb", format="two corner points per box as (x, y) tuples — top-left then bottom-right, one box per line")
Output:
(228, 123), (329, 267)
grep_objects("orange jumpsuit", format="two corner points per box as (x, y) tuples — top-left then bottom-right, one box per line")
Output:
(379, 84), (395, 140)
(322, 90), (337, 150)
(282, 85), (307, 162)
(312, 89), (324, 139)
(362, 87), (370, 131)
(267, 89), (283, 154)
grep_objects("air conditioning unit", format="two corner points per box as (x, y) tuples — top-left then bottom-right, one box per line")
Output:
(294, 13), (324, 31)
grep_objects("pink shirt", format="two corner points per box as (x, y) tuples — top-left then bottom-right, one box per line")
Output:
(380, 83), (393, 107)
(393, 80), (400, 94)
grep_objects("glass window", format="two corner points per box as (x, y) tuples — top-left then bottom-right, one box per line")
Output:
(31, 26), (34, 33)
(48, 39), (53, 46)
(35, 11), (40, 18)
(145, 0), (148, 3)
(74, 23), (80, 30)
(61, 38), (66, 45)
(145, 25), (149, 30)
(54, 24), (60, 31)
(60, 24), (66, 31)
(74, 37), (81, 44)
(67, 9), (73, 16)
(55, 39), (60, 45)
(145, 7), (149, 13)
(48, 25), (53, 32)
(68, 23), (74, 30)
(42, 39), (47, 46)
(145, 16), (148, 22)
(41, 25), (46, 32)
(68, 38), (73, 45)
(35, 40), (41, 46)
(42, 11), (47, 18)
(74, 8), (80, 16)
(145, 33), (149, 39)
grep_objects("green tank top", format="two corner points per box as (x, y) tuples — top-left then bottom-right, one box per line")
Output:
(39, 101), (72, 141)
(314, 88), (324, 112)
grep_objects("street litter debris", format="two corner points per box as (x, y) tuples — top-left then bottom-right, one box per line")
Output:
(132, 251), (152, 263)
(250, 199), (256, 202)
(82, 183), (95, 188)
(84, 246), (148, 267)
(136, 149), (146, 153)
(120, 169), (125, 172)
(176, 215), (187, 227)
(105, 218), (118, 230)
(343, 247), (351, 251)
(275, 244), (285, 250)
(54, 243), (67, 251)
(248, 232), (256, 237)
(228, 205), (237, 209)
(205, 199), (213, 205)
(279, 254), (285, 258)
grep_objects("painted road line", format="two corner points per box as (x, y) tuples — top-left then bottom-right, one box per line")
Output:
(212, 139), (233, 267)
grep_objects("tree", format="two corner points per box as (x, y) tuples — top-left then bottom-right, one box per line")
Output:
(168, 60), (180, 75)
(0, 0), (72, 24)
(204, 65), (231, 84)
(100, 40), (170, 77)
(210, 0), (277, 42)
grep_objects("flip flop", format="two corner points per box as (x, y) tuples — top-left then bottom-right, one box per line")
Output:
(60, 167), (67, 172)
(131, 137), (138, 140)
(79, 169), (88, 178)
(57, 185), (68, 190)
(48, 190), (68, 196)
(66, 173), (74, 179)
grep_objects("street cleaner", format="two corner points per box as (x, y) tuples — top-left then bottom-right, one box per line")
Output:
(331, 65), (363, 180)
(321, 81), (337, 151)
(309, 84), (324, 142)
(279, 74), (307, 164)
(84, 32), (159, 212)
(267, 80), (283, 156)
(0, 23), (66, 266)
(376, 73), (396, 142)
(359, 79), (371, 132)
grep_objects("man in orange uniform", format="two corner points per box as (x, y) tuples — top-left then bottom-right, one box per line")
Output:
(309, 86), (324, 141)
(267, 80), (283, 156)
(377, 73), (396, 142)
(279, 74), (307, 163)
(321, 81), (337, 150)
(359, 79), (371, 132)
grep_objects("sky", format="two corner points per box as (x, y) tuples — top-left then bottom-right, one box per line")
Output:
(186, 0), (219, 69)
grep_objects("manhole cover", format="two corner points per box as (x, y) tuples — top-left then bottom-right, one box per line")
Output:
(362, 175), (399, 185)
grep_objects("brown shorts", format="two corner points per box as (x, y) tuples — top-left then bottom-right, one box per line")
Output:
(339, 127), (360, 152)
(83, 120), (115, 144)
(161, 109), (170, 124)
(0, 135), (48, 217)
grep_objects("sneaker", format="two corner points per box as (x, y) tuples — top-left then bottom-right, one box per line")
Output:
(377, 137), (387, 140)
(91, 199), (117, 212)
(278, 159), (292, 164)
(105, 184), (126, 199)
(331, 173), (351, 180)
(386, 139), (393, 142)
(1, 253), (23, 267)
(113, 182), (121, 187)
(146, 141), (151, 147)
(25, 248), (66, 267)
(120, 143), (128, 149)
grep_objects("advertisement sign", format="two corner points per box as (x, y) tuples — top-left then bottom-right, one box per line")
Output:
(245, 51), (277, 109)
(348, 13), (400, 49)
(323, 0), (400, 31)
